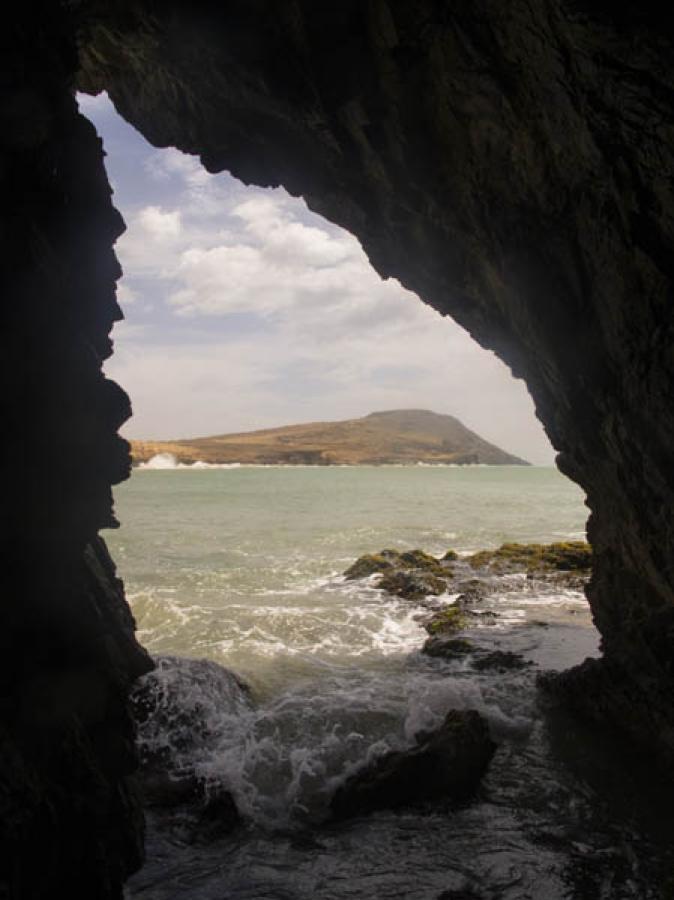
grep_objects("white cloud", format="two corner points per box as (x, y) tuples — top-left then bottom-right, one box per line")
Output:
(138, 205), (182, 240)
(145, 189), (424, 342)
(96, 126), (555, 463)
(231, 194), (357, 266)
(144, 147), (212, 188)
(106, 324), (554, 463)
(116, 282), (136, 305)
(115, 206), (186, 275)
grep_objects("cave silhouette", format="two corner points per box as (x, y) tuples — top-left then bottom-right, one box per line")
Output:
(4, 3), (674, 896)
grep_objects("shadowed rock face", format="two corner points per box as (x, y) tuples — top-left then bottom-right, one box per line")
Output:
(330, 709), (496, 819)
(78, 0), (674, 751)
(3, 1), (674, 896)
(2, 8), (153, 898)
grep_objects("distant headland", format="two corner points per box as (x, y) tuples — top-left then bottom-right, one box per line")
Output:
(130, 410), (530, 467)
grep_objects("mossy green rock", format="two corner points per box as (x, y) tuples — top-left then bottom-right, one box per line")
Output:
(344, 551), (399, 580)
(424, 603), (468, 636)
(398, 549), (446, 574)
(467, 541), (592, 574)
(378, 570), (447, 601)
(345, 548), (452, 598)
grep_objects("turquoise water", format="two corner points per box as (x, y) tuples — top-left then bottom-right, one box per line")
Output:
(109, 465), (589, 685)
(109, 467), (668, 899)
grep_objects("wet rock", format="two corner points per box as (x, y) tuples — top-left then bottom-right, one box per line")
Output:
(470, 610), (499, 623)
(140, 768), (239, 838)
(546, 570), (590, 591)
(330, 710), (496, 818)
(6, 1), (674, 892)
(192, 785), (242, 841)
(344, 550), (400, 580)
(379, 569), (447, 601)
(422, 639), (530, 672)
(143, 776), (241, 844)
(467, 542), (592, 575)
(539, 657), (674, 772)
(130, 655), (250, 837)
(472, 651), (532, 672)
(141, 771), (202, 808)
(424, 603), (469, 636)
(453, 578), (493, 604)
(437, 889), (485, 900)
(344, 548), (451, 599)
(423, 637), (476, 659)
(131, 654), (251, 767)
(455, 590), (485, 607)
(345, 541), (592, 615)
(398, 549), (447, 575)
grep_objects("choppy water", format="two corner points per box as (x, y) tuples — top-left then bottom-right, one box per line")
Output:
(108, 466), (671, 899)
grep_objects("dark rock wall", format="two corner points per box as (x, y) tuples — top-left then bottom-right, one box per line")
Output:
(2, 6), (152, 898)
(3, 0), (674, 895)
(76, 0), (674, 763)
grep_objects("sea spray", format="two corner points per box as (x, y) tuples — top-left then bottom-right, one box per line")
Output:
(132, 655), (253, 772)
(138, 453), (244, 470)
(139, 452), (179, 469)
(132, 649), (538, 830)
(114, 470), (668, 898)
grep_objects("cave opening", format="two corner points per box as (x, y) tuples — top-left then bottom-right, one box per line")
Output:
(75, 92), (624, 898)
(5, 4), (674, 898)
(79, 90), (555, 465)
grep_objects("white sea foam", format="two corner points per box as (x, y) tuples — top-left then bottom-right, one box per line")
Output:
(138, 453), (244, 470)
(131, 579), (572, 828)
(136, 651), (536, 831)
(135, 459), (532, 471)
(138, 452), (180, 469)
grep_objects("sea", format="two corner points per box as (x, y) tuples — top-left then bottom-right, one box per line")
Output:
(108, 464), (670, 899)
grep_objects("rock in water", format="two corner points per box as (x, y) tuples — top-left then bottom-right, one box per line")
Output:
(466, 541), (592, 575)
(330, 710), (496, 819)
(378, 568), (448, 600)
(422, 639), (532, 673)
(343, 550), (400, 579)
(130, 655), (251, 837)
(131, 654), (252, 767)
(422, 637), (476, 659)
(472, 651), (532, 672)
(423, 602), (470, 635)
(344, 547), (452, 599)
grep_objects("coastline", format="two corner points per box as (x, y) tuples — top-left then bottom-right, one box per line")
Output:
(134, 455), (541, 471)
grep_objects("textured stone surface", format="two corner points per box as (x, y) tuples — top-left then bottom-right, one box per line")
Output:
(3, 1), (674, 896)
(331, 709), (496, 818)
(2, 6), (152, 898)
(75, 1), (674, 767)
(130, 656), (250, 842)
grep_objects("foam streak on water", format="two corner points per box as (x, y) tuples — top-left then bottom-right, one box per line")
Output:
(108, 467), (669, 898)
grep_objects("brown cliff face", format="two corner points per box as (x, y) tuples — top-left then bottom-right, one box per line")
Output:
(3, 1), (674, 896)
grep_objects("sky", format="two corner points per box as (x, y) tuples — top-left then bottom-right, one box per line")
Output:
(78, 92), (555, 465)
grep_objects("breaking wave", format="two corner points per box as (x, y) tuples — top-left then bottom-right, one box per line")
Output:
(134, 650), (535, 831)
(138, 453), (242, 470)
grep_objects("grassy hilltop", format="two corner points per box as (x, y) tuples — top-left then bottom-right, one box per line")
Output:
(131, 410), (529, 467)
